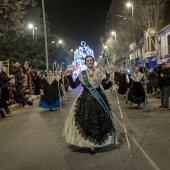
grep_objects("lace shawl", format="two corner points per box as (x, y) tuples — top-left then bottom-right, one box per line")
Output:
(130, 72), (143, 82)
(78, 69), (106, 88)
(45, 76), (56, 85)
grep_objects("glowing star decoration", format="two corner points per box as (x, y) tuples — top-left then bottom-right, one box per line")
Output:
(72, 41), (95, 79)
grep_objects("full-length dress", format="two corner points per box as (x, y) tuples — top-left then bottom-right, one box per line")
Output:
(126, 72), (147, 107)
(39, 76), (60, 109)
(63, 69), (117, 148)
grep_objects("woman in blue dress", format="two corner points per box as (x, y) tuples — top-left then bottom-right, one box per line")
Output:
(63, 55), (118, 155)
(39, 70), (60, 111)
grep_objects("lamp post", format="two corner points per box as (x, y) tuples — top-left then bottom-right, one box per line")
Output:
(58, 39), (63, 44)
(111, 31), (116, 40)
(126, 2), (134, 39)
(28, 24), (37, 38)
(42, 0), (49, 71)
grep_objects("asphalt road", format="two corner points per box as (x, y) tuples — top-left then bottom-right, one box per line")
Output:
(0, 86), (170, 170)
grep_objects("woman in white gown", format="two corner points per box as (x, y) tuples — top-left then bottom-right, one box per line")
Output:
(63, 55), (118, 154)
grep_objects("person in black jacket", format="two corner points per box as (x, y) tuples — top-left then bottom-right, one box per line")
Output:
(160, 61), (170, 110)
(0, 88), (12, 118)
(0, 66), (14, 101)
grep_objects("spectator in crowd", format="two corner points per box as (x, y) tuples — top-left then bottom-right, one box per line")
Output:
(26, 67), (32, 91)
(114, 67), (121, 85)
(14, 62), (25, 89)
(0, 66), (14, 101)
(21, 60), (28, 74)
(159, 61), (170, 110)
(0, 89), (12, 117)
(32, 71), (42, 95)
(16, 85), (30, 107)
(118, 68), (129, 96)
(61, 70), (69, 92)
(139, 63), (147, 74)
(147, 67), (159, 98)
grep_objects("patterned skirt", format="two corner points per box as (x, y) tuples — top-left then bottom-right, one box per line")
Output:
(39, 95), (60, 109)
(63, 89), (117, 147)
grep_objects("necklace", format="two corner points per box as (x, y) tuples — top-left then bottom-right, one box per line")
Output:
(87, 69), (94, 77)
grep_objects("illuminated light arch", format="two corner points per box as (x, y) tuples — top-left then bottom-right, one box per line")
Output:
(72, 41), (95, 79)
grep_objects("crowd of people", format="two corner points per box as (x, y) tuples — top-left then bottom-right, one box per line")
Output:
(111, 61), (170, 110)
(0, 61), (69, 118)
(1, 57), (170, 155)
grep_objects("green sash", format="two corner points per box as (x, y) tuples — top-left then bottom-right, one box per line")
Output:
(82, 70), (116, 131)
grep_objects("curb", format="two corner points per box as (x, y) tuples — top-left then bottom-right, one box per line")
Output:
(9, 95), (40, 112)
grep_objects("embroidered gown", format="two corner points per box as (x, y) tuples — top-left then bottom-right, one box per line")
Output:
(63, 69), (117, 148)
(126, 72), (147, 107)
(39, 76), (60, 109)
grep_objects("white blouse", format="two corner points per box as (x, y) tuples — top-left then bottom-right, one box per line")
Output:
(78, 69), (106, 88)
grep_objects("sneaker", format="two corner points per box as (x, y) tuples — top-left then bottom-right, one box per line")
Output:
(159, 105), (164, 108)
(24, 105), (29, 108)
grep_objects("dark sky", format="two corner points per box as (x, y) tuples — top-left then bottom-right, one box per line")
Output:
(38, 0), (112, 56)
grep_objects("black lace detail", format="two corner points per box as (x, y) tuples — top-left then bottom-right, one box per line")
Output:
(74, 86), (116, 145)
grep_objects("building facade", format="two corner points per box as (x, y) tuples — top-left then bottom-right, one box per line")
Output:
(106, 0), (170, 69)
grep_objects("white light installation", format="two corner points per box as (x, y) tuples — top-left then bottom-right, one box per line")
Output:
(72, 41), (95, 79)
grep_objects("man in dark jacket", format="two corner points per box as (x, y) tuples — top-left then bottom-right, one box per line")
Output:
(160, 61), (170, 110)
(0, 88), (11, 118)
(0, 66), (14, 101)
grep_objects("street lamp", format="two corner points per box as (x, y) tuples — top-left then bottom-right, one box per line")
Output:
(42, 0), (49, 71)
(126, 2), (134, 39)
(104, 45), (108, 49)
(28, 24), (37, 38)
(111, 31), (117, 40)
(58, 40), (63, 44)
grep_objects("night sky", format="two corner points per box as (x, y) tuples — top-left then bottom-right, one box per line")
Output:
(37, 0), (112, 57)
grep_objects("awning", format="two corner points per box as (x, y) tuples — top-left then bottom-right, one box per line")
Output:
(164, 54), (170, 58)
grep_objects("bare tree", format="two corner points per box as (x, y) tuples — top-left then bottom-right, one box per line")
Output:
(134, 0), (166, 57)
(0, 0), (36, 36)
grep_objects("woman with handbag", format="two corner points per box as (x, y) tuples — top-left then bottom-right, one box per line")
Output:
(62, 55), (118, 155)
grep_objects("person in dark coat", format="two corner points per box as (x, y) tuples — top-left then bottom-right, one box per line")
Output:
(0, 88), (11, 117)
(32, 72), (42, 95)
(147, 67), (158, 98)
(14, 62), (25, 90)
(0, 66), (14, 101)
(118, 69), (128, 95)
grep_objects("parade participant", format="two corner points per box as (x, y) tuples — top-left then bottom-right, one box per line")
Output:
(126, 66), (147, 108)
(39, 70), (60, 111)
(63, 55), (117, 155)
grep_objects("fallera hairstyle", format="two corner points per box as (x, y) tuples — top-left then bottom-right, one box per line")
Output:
(85, 55), (94, 65)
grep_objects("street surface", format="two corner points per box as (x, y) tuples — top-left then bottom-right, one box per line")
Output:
(0, 86), (170, 170)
